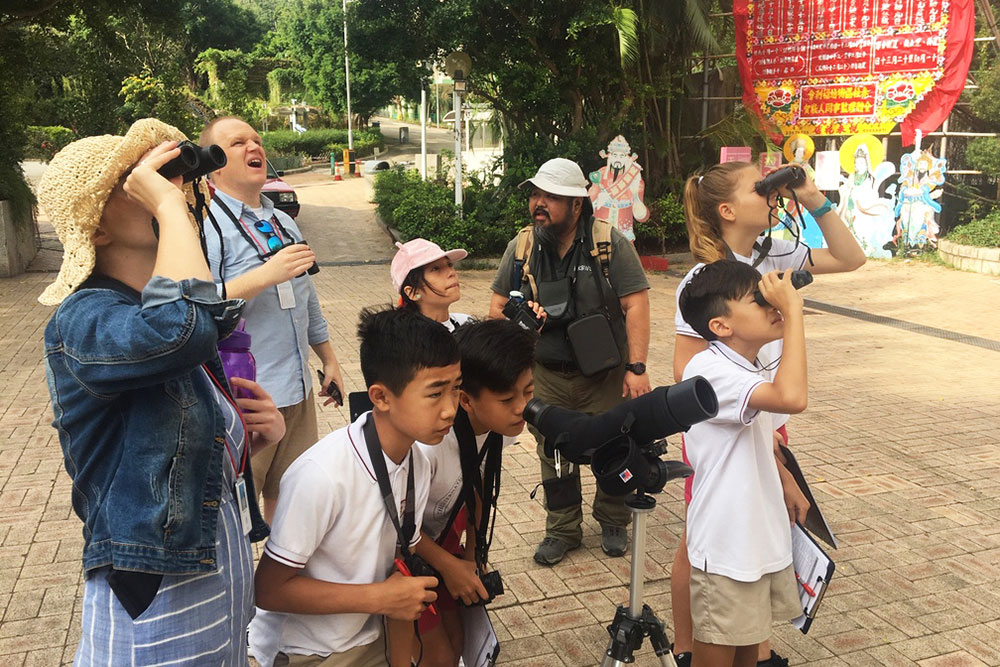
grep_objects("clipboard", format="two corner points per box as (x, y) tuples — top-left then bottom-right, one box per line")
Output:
(779, 444), (837, 549)
(790, 522), (835, 634)
(460, 605), (500, 666)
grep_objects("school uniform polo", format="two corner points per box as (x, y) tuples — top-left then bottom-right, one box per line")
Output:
(416, 429), (515, 542)
(248, 413), (430, 663)
(682, 342), (792, 582)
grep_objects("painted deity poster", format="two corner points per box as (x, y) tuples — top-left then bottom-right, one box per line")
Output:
(589, 136), (648, 241)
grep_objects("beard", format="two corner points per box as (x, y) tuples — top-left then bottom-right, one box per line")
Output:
(532, 208), (571, 250)
(611, 161), (624, 180)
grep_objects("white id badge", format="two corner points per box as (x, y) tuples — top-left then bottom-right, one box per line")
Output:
(234, 475), (252, 536)
(277, 281), (296, 310)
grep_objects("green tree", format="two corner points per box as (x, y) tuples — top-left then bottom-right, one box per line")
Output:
(278, 0), (434, 125)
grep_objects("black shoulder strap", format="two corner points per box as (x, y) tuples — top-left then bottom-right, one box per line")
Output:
(724, 235), (772, 269)
(452, 409), (505, 568)
(362, 415), (416, 558)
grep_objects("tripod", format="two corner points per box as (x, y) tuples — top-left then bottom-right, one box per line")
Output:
(600, 462), (692, 667)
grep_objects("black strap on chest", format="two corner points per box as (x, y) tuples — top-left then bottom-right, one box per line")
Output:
(725, 236), (772, 269)
(362, 415), (417, 559)
(452, 409), (503, 568)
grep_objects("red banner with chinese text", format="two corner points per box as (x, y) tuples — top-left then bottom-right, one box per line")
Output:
(734, 0), (975, 141)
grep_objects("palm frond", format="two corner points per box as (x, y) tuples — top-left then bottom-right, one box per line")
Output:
(684, 0), (719, 53)
(612, 6), (640, 68)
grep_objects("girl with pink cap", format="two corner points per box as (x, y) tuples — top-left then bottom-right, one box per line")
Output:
(391, 238), (473, 331)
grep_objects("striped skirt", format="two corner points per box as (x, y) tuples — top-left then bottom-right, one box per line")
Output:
(74, 490), (255, 666)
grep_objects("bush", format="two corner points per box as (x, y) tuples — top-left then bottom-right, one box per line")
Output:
(634, 191), (686, 255)
(25, 126), (76, 162)
(262, 128), (384, 158)
(268, 154), (305, 171)
(373, 166), (524, 256)
(946, 210), (1000, 247)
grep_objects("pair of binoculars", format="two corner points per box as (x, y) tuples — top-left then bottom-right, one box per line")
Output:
(158, 141), (227, 182)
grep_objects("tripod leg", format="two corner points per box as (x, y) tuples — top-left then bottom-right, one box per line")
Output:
(642, 605), (676, 667)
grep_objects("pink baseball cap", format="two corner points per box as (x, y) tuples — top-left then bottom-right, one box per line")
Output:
(390, 239), (468, 292)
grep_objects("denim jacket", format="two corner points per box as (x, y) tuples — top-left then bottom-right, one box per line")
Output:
(44, 274), (269, 575)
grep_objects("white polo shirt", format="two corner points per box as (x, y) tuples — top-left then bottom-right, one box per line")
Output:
(249, 412), (430, 661)
(674, 238), (810, 429)
(416, 428), (516, 542)
(683, 342), (792, 582)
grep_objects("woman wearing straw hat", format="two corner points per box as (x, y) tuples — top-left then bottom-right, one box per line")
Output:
(38, 119), (285, 666)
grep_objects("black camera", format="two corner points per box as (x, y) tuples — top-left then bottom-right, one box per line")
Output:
(405, 554), (438, 579)
(462, 570), (504, 607)
(158, 141), (227, 183)
(754, 165), (806, 196)
(263, 239), (320, 276)
(502, 291), (543, 331)
(752, 269), (813, 307)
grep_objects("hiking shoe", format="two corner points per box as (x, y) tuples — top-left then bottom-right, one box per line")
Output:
(533, 536), (578, 565)
(757, 650), (789, 666)
(600, 524), (628, 557)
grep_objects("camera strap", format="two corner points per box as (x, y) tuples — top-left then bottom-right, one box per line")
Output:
(362, 415), (417, 560)
(452, 409), (503, 569)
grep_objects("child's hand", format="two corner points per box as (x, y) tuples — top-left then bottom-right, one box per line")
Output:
(379, 571), (438, 621)
(442, 555), (488, 606)
(758, 270), (803, 315)
(783, 477), (810, 524)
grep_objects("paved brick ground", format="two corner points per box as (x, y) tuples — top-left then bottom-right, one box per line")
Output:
(3, 174), (999, 665)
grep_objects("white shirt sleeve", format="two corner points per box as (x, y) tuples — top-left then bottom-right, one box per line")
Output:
(264, 460), (339, 568)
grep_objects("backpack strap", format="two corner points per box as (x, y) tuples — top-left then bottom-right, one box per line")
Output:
(589, 219), (614, 280)
(513, 225), (538, 299)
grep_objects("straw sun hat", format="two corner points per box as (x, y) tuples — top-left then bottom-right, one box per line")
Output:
(37, 118), (206, 306)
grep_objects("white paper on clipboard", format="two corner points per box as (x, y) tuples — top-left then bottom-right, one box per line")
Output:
(460, 605), (500, 667)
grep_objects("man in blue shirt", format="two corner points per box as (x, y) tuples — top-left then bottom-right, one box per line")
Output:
(201, 116), (345, 523)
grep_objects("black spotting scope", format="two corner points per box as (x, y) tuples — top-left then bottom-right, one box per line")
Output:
(523, 376), (717, 495)
(524, 377), (718, 463)
(158, 141), (227, 182)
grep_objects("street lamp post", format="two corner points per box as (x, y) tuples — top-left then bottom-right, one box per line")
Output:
(342, 0), (353, 151)
(445, 51), (471, 217)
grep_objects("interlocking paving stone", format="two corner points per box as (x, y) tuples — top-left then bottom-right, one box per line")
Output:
(4, 175), (1000, 664)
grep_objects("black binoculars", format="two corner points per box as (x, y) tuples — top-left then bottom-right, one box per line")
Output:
(158, 141), (227, 182)
(752, 269), (813, 307)
(754, 165), (806, 196)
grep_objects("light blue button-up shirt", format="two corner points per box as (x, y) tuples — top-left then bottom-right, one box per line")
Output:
(206, 188), (329, 408)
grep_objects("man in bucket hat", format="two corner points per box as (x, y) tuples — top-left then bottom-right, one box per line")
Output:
(488, 158), (652, 564)
(38, 119), (284, 665)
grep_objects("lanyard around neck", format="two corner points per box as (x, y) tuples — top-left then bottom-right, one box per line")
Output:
(361, 414), (416, 557)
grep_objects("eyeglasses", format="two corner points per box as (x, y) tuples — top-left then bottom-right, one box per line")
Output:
(254, 218), (284, 252)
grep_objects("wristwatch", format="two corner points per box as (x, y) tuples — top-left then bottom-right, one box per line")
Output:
(625, 362), (646, 375)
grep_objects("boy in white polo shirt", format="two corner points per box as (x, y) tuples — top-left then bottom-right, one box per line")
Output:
(677, 261), (808, 667)
(251, 307), (462, 667)
(401, 319), (535, 666)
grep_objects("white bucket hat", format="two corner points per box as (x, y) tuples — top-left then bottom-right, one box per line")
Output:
(518, 158), (590, 198)
(37, 118), (206, 306)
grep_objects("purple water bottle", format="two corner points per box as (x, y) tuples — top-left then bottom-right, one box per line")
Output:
(218, 320), (257, 399)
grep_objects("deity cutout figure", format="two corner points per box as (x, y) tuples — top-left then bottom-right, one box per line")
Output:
(588, 135), (648, 241)
(894, 149), (946, 251)
(837, 144), (896, 259)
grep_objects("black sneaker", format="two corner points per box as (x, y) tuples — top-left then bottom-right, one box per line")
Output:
(669, 643), (692, 667)
(757, 649), (789, 666)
